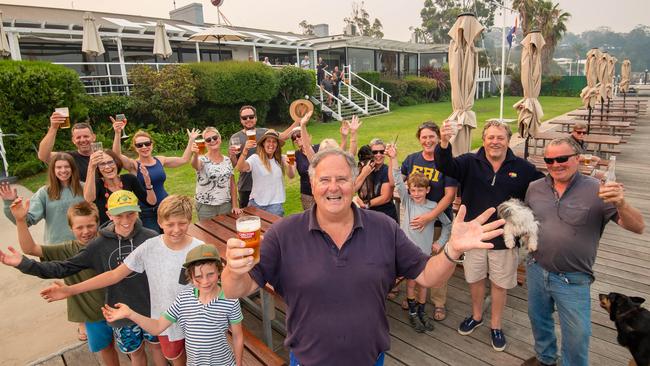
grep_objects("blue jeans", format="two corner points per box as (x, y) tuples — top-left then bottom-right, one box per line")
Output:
(248, 199), (284, 217)
(289, 352), (384, 366)
(526, 257), (592, 366)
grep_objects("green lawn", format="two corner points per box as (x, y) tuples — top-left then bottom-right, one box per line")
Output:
(21, 96), (581, 217)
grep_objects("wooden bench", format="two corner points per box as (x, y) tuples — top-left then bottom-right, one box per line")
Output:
(232, 328), (287, 366)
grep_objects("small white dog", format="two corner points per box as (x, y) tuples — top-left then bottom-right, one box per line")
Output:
(497, 198), (539, 252)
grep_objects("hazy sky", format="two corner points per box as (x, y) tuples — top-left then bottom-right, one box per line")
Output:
(1, 0), (647, 40)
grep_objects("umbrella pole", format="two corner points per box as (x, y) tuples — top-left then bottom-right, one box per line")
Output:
(607, 97), (611, 113)
(623, 91), (626, 107)
(600, 98), (604, 121)
(524, 136), (530, 160)
(587, 106), (592, 134)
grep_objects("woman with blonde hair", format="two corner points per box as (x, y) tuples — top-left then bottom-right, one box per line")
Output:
(191, 127), (242, 220)
(112, 117), (199, 231)
(236, 129), (295, 216)
(1, 152), (85, 244)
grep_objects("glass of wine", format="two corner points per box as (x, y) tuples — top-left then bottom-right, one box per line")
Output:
(116, 114), (128, 140)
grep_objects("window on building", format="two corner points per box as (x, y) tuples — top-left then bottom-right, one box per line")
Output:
(347, 48), (375, 73)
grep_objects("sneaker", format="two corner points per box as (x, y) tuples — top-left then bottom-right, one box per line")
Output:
(490, 328), (506, 351)
(408, 313), (425, 333)
(457, 316), (483, 335)
(418, 313), (435, 332)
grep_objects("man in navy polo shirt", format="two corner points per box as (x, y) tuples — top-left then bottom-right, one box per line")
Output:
(435, 120), (544, 351)
(222, 148), (506, 366)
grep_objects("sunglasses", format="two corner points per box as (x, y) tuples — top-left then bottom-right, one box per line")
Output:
(543, 154), (577, 164)
(371, 150), (385, 155)
(98, 160), (116, 168)
(573, 130), (587, 135)
(240, 115), (256, 120)
(134, 141), (152, 148)
(204, 136), (220, 143)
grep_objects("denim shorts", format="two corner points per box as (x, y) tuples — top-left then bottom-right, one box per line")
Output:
(85, 320), (114, 353)
(113, 323), (158, 354)
(249, 199), (284, 217)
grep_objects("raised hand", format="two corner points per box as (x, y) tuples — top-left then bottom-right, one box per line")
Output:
(340, 120), (350, 137)
(0, 181), (17, 201)
(191, 142), (200, 155)
(225, 238), (256, 276)
(49, 112), (67, 129)
(9, 197), (29, 221)
(40, 281), (72, 302)
(109, 116), (125, 133)
(439, 119), (455, 147)
(598, 182), (626, 207)
(187, 128), (201, 142)
(445, 205), (504, 257)
(139, 164), (152, 187)
(300, 110), (313, 126)
(348, 115), (362, 132)
(0, 246), (23, 267)
(89, 150), (104, 168)
(385, 144), (397, 159)
(102, 303), (133, 323)
(244, 139), (257, 150)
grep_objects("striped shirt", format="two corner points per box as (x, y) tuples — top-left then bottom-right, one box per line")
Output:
(164, 288), (243, 366)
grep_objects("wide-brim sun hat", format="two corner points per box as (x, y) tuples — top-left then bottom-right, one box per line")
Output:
(257, 129), (284, 148)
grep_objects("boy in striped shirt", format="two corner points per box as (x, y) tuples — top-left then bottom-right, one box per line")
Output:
(103, 244), (244, 366)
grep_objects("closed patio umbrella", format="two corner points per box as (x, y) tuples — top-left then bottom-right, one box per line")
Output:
(606, 55), (617, 101)
(188, 25), (245, 61)
(513, 31), (545, 159)
(82, 12), (104, 57)
(580, 48), (600, 132)
(1, 11), (11, 56)
(596, 51), (609, 120)
(447, 13), (484, 156)
(153, 21), (172, 59)
(619, 59), (631, 105)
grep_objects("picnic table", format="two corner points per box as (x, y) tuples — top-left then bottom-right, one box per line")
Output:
(528, 131), (622, 158)
(188, 207), (287, 351)
(567, 110), (638, 122)
(549, 119), (632, 136)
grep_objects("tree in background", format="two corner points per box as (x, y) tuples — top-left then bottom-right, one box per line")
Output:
(299, 20), (315, 36)
(343, 1), (384, 39)
(416, 0), (498, 44)
(513, 0), (570, 72)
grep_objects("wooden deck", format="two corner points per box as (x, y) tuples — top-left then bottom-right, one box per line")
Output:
(242, 97), (650, 366)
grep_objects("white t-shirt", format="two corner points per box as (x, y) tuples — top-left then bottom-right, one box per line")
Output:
(124, 235), (203, 341)
(246, 154), (285, 206)
(195, 156), (233, 205)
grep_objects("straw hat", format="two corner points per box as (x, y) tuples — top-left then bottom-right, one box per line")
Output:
(257, 129), (284, 148)
(289, 99), (314, 122)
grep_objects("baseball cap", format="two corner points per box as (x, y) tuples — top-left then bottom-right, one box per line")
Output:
(183, 244), (220, 268)
(107, 190), (141, 216)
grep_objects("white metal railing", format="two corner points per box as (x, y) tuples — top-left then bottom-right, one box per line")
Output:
(53, 62), (180, 96)
(322, 69), (368, 115)
(344, 65), (391, 110)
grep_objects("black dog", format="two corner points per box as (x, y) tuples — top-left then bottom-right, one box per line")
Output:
(599, 292), (650, 366)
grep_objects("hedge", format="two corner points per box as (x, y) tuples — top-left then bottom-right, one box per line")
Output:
(0, 61), (88, 177)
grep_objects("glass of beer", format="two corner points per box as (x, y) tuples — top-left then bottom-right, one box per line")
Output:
(230, 136), (242, 154)
(287, 150), (296, 165)
(91, 142), (103, 153)
(236, 216), (261, 264)
(583, 154), (592, 165)
(246, 129), (256, 143)
(55, 107), (71, 129)
(195, 138), (206, 155)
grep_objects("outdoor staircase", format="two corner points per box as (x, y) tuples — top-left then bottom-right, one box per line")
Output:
(312, 67), (390, 121)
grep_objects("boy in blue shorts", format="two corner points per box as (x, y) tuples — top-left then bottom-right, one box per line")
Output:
(103, 244), (245, 366)
(10, 190), (165, 366)
(0, 200), (119, 365)
(38, 195), (204, 366)
(387, 144), (452, 333)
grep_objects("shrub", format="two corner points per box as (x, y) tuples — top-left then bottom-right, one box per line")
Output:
(377, 78), (407, 103)
(404, 76), (438, 102)
(85, 94), (136, 125)
(269, 66), (316, 123)
(355, 71), (381, 96)
(0, 60), (87, 177)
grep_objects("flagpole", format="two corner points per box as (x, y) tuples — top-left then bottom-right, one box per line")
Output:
(499, 0), (506, 122)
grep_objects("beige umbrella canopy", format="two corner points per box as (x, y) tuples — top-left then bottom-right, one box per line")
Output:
(188, 25), (245, 42)
(153, 21), (172, 59)
(580, 48), (601, 109)
(596, 51), (609, 103)
(619, 59), (631, 93)
(447, 13), (484, 156)
(513, 31), (545, 146)
(605, 55), (617, 100)
(82, 12), (105, 57)
(1, 11), (11, 56)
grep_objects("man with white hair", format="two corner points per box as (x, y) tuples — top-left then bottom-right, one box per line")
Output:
(222, 148), (506, 366)
(522, 137), (644, 366)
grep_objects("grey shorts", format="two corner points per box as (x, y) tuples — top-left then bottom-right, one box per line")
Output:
(196, 201), (232, 221)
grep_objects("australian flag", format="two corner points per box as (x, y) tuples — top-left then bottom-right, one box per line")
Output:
(506, 16), (518, 49)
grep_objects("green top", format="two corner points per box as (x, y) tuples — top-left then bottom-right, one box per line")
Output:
(41, 241), (105, 322)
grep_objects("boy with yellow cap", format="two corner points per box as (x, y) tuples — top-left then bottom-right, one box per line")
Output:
(15, 190), (166, 366)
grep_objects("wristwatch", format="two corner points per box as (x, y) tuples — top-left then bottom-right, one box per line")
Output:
(443, 243), (465, 264)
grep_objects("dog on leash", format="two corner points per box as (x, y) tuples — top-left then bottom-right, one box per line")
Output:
(599, 292), (650, 366)
(497, 198), (539, 252)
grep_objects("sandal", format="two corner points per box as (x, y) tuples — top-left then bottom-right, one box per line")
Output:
(401, 299), (409, 310)
(386, 287), (400, 300)
(433, 306), (447, 321)
(77, 326), (88, 342)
